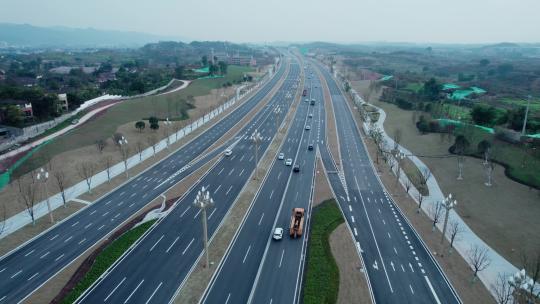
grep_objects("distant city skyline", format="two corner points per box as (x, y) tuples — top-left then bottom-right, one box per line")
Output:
(1, 0), (539, 44)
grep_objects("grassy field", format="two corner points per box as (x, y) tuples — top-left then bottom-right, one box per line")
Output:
(12, 65), (252, 177)
(373, 99), (540, 267)
(60, 220), (156, 303)
(404, 82), (423, 93)
(303, 199), (344, 304)
(500, 97), (540, 114)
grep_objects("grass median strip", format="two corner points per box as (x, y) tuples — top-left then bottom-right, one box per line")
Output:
(60, 220), (156, 303)
(303, 199), (344, 304)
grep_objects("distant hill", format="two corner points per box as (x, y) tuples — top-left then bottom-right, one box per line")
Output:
(0, 23), (188, 48)
(482, 42), (521, 48)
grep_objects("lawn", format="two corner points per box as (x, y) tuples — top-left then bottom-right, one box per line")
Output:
(404, 82), (423, 93)
(373, 100), (540, 267)
(60, 220), (156, 303)
(500, 97), (540, 114)
(303, 199), (344, 304)
(12, 65), (252, 177)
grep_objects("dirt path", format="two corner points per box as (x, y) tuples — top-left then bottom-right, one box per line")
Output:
(329, 223), (372, 304)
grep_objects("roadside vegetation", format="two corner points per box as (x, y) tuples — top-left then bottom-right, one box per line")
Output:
(11, 65), (253, 178)
(303, 199), (344, 304)
(60, 220), (156, 303)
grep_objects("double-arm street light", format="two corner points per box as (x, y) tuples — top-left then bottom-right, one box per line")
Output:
(251, 130), (263, 180)
(118, 136), (129, 179)
(440, 193), (457, 246)
(37, 168), (53, 223)
(193, 186), (214, 268)
(393, 149), (405, 185)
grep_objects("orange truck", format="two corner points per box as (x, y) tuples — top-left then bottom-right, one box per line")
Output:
(289, 208), (305, 238)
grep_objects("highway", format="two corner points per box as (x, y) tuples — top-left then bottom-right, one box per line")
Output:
(0, 57), (288, 304)
(202, 65), (324, 304)
(75, 59), (303, 304)
(314, 60), (461, 304)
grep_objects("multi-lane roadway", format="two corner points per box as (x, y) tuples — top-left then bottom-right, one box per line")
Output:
(0, 55), (289, 304)
(75, 59), (303, 304)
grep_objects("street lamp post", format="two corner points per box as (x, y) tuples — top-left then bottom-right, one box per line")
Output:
(37, 168), (54, 223)
(274, 106), (281, 132)
(394, 150), (405, 185)
(164, 118), (172, 148)
(522, 95), (532, 136)
(440, 194), (457, 247)
(118, 136), (129, 179)
(193, 186), (214, 268)
(251, 130), (263, 180)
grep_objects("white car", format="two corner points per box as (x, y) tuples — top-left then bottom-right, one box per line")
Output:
(273, 227), (284, 240)
(285, 158), (293, 166)
(278, 152), (285, 160)
(224, 149), (232, 156)
(304, 98), (309, 102)
(305, 125), (311, 130)
(308, 113), (313, 118)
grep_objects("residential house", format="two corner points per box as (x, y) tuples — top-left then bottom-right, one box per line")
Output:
(0, 99), (34, 123)
(57, 93), (69, 112)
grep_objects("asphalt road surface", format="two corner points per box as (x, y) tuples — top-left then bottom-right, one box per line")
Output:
(76, 59), (303, 304)
(314, 60), (461, 304)
(202, 65), (324, 304)
(0, 57), (288, 304)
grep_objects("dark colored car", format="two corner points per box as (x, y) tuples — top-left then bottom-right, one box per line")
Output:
(308, 144), (314, 150)
(293, 164), (300, 172)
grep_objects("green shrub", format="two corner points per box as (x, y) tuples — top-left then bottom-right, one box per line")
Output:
(303, 200), (344, 304)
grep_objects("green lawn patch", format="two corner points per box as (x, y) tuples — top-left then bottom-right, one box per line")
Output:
(60, 220), (156, 303)
(405, 82), (423, 93)
(303, 199), (344, 304)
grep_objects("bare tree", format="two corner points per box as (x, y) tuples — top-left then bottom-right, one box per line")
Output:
(136, 141), (144, 161)
(163, 123), (171, 148)
(95, 139), (107, 153)
(430, 201), (443, 231)
(147, 135), (158, 157)
(102, 155), (113, 183)
(52, 169), (68, 207)
(417, 192), (424, 213)
(77, 162), (96, 194)
(491, 273), (513, 304)
(15, 172), (39, 225)
(173, 121), (182, 141)
(119, 143), (130, 179)
(404, 178), (412, 194)
(520, 251), (540, 302)
(467, 245), (491, 281)
(393, 129), (402, 151)
(419, 167), (432, 193)
(448, 220), (462, 252)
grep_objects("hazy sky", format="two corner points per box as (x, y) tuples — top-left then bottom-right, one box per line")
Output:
(1, 0), (539, 43)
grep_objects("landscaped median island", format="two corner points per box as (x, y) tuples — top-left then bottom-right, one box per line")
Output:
(58, 219), (156, 303)
(303, 199), (344, 304)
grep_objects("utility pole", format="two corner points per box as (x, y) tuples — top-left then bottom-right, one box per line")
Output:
(251, 130), (263, 180)
(522, 95), (532, 136)
(440, 194), (457, 253)
(37, 168), (53, 223)
(164, 118), (172, 148)
(193, 186), (214, 268)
